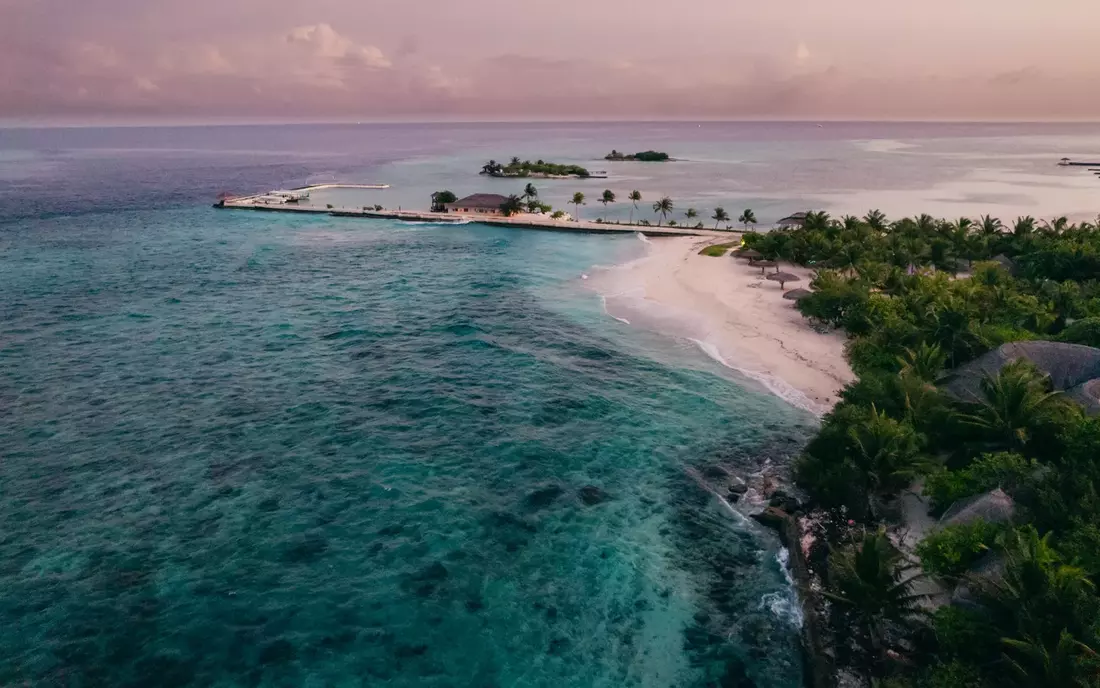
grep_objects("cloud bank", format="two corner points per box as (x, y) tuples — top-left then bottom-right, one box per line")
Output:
(2, 0), (1098, 121)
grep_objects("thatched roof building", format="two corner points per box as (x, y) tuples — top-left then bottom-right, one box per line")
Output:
(940, 488), (1016, 527)
(939, 341), (1100, 413)
(776, 211), (808, 228)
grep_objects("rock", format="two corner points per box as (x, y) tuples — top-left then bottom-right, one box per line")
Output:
(702, 465), (732, 480)
(728, 482), (748, 496)
(727, 492), (742, 504)
(525, 485), (564, 510)
(769, 490), (801, 513)
(751, 506), (790, 531)
(578, 485), (609, 505)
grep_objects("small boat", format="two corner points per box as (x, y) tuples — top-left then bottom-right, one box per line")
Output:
(1059, 157), (1072, 166)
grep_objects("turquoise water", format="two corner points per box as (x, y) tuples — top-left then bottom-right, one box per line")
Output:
(1, 199), (814, 685)
(9, 119), (1097, 685)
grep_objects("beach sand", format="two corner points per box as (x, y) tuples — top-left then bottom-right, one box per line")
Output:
(590, 236), (854, 415)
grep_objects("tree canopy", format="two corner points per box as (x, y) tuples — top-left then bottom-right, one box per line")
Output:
(755, 210), (1100, 687)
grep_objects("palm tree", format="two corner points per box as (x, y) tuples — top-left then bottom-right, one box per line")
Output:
(848, 406), (926, 498)
(628, 190), (642, 224)
(653, 197), (673, 226)
(510, 156), (521, 167)
(571, 192), (586, 221)
(1002, 632), (1100, 688)
(712, 207), (730, 230)
(826, 528), (926, 663)
(978, 214), (1005, 237)
(738, 208), (757, 231)
(482, 160), (501, 176)
(500, 194), (524, 216)
(803, 210), (832, 233)
(982, 527), (1098, 672)
(896, 342), (947, 383)
(1013, 215), (1037, 238)
(959, 360), (1072, 452)
(684, 208), (698, 226)
(864, 209), (888, 232)
(599, 189), (616, 217)
(524, 183), (538, 202)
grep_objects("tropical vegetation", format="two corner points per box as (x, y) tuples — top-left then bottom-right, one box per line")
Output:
(740, 210), (1100, 686)
(571, 192), (586, 221)
(653, 197), (674, 226)
(430, 190), (457, 212)
(481, 159), (590, 178)
(604, 150), (671, 161)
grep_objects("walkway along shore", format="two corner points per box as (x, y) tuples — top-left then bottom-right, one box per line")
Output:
(216, 197), (735, 238)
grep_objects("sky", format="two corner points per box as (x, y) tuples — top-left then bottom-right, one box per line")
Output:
(2, 0), (1099, 123)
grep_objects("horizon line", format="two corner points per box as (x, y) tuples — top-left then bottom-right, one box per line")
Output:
(4, 116), (1100, 130)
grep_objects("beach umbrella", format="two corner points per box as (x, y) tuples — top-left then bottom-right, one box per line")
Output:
(737, 248), (762, 261)
(766, 272), (801, 289)
(755, 260), (777, 274)
(783, 288), (812, 300)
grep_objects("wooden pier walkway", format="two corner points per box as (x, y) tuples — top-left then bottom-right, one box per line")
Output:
(218, 199), (734, 238)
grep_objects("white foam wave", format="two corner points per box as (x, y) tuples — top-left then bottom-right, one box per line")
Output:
(760, 548), (804, 627)
(689, 339), (825, 417)
(759, 591), (804, 628)
(398, 220), (471, 226)
(635, 232), (652, 244)
(599, 295), (631, 325)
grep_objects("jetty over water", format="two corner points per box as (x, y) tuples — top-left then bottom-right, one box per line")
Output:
(217, 192), (733, 238)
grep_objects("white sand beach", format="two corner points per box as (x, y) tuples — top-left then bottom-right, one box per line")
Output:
(590, 236), (854, 415)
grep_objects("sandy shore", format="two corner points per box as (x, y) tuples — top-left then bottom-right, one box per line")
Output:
(590, 236), (854, 415)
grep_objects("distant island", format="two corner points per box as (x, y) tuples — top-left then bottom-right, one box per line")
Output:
(480, 158), (591, 179)
(604, 150), (671, 162)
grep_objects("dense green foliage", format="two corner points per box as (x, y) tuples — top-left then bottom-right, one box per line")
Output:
(481, 158), (590, 178)
(430, 189), (457, 212)
(605, 150), (670, 161)
(1060, 317), (1100, 347)
(761, 210), (1100, 685)
(916, 519), (1003, 578)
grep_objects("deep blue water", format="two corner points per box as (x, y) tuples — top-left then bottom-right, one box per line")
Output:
(0, 125), (823, 686)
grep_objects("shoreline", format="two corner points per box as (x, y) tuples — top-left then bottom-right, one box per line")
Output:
(589, 236), (853, 415)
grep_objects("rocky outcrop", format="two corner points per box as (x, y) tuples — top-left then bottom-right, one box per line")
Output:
(753, 507), (835, 688)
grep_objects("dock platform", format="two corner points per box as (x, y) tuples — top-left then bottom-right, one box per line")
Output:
(219, 198), (734, 238)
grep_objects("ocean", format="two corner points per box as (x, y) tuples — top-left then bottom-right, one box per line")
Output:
(1, 121), (1097, 686)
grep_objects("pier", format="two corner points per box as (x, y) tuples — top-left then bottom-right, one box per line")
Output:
(218, 193), (734, 238)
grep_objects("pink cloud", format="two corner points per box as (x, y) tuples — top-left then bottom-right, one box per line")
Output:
(1, 0), (1098, 121)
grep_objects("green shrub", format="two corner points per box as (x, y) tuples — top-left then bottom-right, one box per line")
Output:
(920, 660), (984, 688)
(699, 242), (739, 257)
(916, 519), (1003, 578)
(923, 452), (1033, 512)
(1059, 317), (1100, 347)
(930, 605), (1000, 663)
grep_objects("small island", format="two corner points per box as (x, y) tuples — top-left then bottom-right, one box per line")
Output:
(604, 150), (671, 162)
(480, 158), (592, 179)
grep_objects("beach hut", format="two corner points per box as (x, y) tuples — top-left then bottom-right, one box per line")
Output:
(776, 212), (808, 228)
(737, 248), (763, 261)
(940, 488), (1016, 527)
(445, 193), (510, 215)
(783, 288), (813, 301)
(939, 341), (1100, 416)
(754, 260), (778, 274)
(766, 272), (801, 289)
